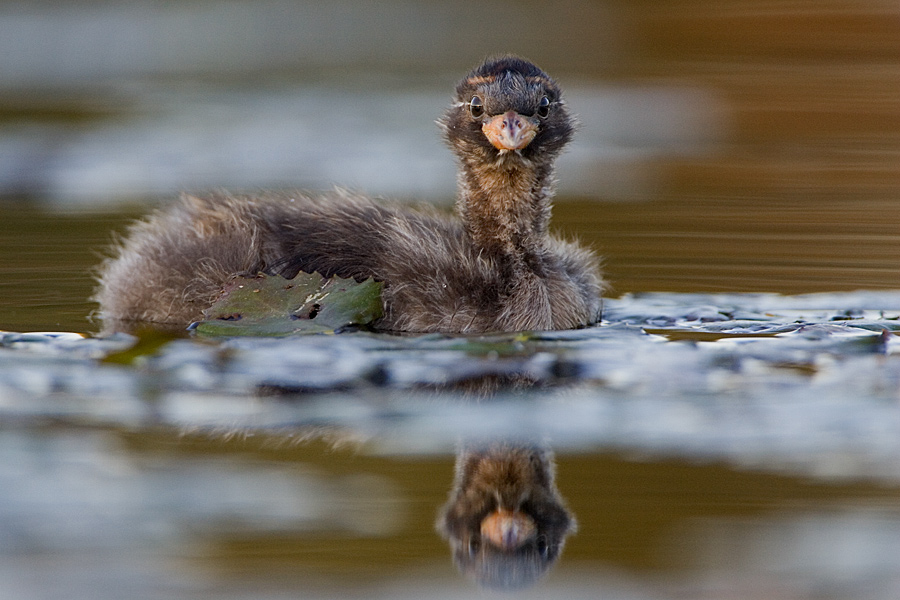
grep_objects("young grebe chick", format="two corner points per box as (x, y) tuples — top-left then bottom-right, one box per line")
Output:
(94, 56), (604, 334)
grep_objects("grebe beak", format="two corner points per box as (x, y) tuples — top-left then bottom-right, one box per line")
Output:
(482, 111), (538, 151)
(480, 508), (537, 550)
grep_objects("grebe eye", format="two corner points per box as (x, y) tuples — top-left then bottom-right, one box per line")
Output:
(468, 536), (481, 557)
(537, 96), (551, 118)
(536, 537), (550, 559)
(469, 96), (484, 118)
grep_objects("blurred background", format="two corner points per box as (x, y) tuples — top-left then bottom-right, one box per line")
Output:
(3, 3), (900, 600)
(1, 0), (898, 332)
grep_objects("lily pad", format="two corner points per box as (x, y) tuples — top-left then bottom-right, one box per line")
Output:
(193, 272), (383, 336)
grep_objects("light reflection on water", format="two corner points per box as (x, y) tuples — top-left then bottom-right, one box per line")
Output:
(4, 299), (900, 597)
(3, 423), (900, 599)
(1, 1), (900, 598)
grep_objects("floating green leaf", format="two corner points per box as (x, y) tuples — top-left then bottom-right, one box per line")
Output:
(193, 272), (383, 336)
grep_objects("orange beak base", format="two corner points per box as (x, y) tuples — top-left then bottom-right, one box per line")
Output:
(481, 111), (538, 151)
(480, 508), (537, 550)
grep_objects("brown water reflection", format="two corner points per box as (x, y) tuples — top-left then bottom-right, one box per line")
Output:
(591, 1), (900, 296)
(0, 206), (132, 333)
(2, 3), (900, 597)
(108, 428), (900, 596)
(562, 197), (900, 296)
(437, 444), (575, 590)
(5, 323), (900, 597)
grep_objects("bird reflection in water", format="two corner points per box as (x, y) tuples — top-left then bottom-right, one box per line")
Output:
(437, 441), (576, 590)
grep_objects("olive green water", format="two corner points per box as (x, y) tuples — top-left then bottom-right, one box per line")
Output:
(4, 199), (900, 599)
(3, 2), (900, 599)
(3, 196), (899, 333)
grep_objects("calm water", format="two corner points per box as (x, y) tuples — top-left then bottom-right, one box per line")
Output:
(2, 197), (899, 333)
(3, 1), (900, 598)
(6, 292), (900, 599)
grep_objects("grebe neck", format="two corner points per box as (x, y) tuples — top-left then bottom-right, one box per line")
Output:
(456, 154), (554, 265)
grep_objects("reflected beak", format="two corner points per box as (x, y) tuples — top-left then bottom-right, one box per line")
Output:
(480, 509), (537, 550)
(481, 111), (538, 151)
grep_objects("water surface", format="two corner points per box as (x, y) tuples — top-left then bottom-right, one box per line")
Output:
(2, 2), (900, 598)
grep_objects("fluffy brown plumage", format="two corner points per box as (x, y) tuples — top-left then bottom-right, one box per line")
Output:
(437, 444), (576, 590)
(93, 56), (604, 334)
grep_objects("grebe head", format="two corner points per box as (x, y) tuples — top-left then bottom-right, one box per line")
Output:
(441, 55), (575, 168)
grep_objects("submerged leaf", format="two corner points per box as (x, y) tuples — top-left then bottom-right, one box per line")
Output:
(194, 272), (383, 336)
